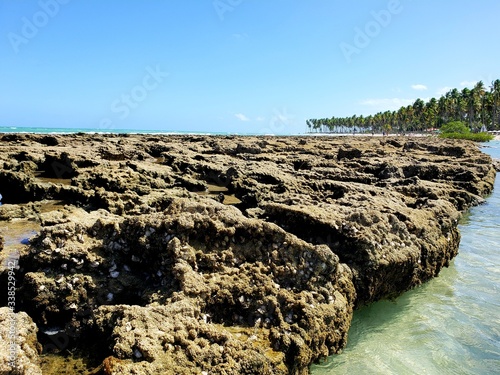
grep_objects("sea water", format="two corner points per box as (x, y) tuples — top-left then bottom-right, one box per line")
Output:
(0, 125), (242, 136)
(311, 141), (500, 375)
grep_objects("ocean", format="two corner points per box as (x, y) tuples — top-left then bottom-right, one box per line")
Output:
(311, 141), (500, 375)
(0, 126), (230, 136)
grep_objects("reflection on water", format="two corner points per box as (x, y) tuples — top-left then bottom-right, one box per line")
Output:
(40, 351), (102, 375)
(34, 171), (72, 186)
(311, 142), (500, 375)
(0, 200), (66, 267)
(0, 220), (40, 248)
(196, 183), (242, 205)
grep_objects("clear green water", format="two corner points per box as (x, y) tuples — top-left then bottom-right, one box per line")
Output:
(312, 142), (500, 375)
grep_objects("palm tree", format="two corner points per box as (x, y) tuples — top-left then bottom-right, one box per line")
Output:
(412, 99), (425, 131)
(437, 96), (448, 126)
(397, 106), (407, 133)
(306, 79), (500, 134)
(472, 81), (486, 128)
(306, 120), (312, 133)
(446, 88), (461, 121)
(424, 98), (438, 131)
(458, 88), (470, 124)
(491, 79), (500, 130)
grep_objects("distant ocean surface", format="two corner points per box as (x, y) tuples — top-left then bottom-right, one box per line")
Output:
(0, 126), (234, 135)
(311, 141), (500, 375)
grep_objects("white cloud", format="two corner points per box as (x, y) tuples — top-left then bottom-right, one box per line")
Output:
(460, 80), (478, 87)
(411, 84), (428, 91)
(436, 86), (453, 96)
(361, 98), (415, 110)
(257, 108), (295, 135)
(359, 97), (431, 113)
(235, 113), (250, 122)
(256, 116), (265, 122)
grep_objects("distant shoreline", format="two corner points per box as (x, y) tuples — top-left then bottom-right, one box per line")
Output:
(1, 127), (500, 140)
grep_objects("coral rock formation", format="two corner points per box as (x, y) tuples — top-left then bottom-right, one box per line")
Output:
(0, 134), (495, 374)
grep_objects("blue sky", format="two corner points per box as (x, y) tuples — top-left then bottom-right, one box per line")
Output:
(1, 0), (499, 134)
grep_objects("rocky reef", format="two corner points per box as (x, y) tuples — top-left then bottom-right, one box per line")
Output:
(0, 134), (496, 374)
(0, 307), (41, 375)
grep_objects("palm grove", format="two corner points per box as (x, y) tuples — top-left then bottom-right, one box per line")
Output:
(306, 80), (500, 134)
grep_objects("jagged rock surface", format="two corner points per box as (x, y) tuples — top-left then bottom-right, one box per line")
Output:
(0, 134), (496, 374)
(0, 307), (42, 375)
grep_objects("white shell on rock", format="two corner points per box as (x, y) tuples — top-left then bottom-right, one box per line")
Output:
(44, 329), (62, 336)
(110, 271), (120, 278)
(125, 322), (132, 332)
(42, 238), (53, 248)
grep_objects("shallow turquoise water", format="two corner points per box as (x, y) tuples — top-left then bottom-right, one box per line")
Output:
(311, 142), (500, 375)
